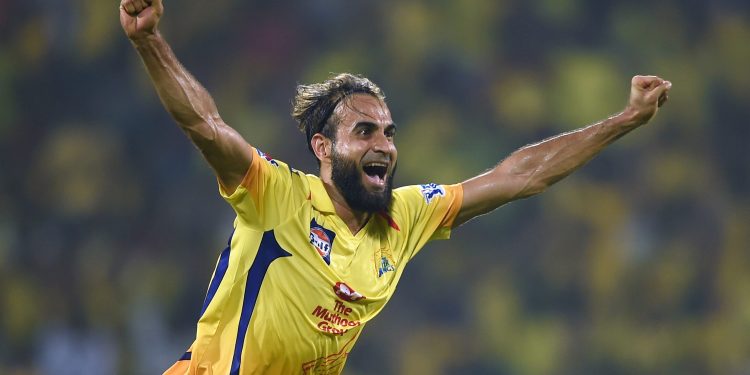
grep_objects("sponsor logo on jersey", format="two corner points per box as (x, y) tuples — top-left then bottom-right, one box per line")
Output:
(419, 183), (445, 204)
(256, 148), (279, 167)
(310, 219), (336, 265)
(309, 299), (362, 338)
(333, 282), (365, 302)
(373, 247), (397, 278)
(302, 334), (358, 371)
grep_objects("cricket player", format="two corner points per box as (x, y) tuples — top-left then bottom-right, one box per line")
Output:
(119, 0), (672, 373)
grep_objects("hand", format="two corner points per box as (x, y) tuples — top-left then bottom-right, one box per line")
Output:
(626, 75), (672, 125)
(120, 0), (164, 41)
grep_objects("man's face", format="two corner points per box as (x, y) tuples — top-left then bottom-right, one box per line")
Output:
(329, 94), (398, 213)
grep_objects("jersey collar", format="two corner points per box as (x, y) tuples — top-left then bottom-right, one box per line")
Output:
(307, 175), (337, 214)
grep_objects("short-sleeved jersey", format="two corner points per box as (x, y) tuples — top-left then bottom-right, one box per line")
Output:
(164, 147), (463, 375)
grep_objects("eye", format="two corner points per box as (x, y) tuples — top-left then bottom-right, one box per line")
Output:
(354, 124), (375, 136)
(385, 125), (397, 139)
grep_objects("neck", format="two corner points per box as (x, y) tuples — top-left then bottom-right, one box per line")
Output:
(320, 177), (371, 235)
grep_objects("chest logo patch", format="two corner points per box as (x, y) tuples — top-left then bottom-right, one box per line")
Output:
(374, 247), (397, 278)
(334, 282), (365, 302)
(419, 183), (445, 204)
(310, 219), (336, 265)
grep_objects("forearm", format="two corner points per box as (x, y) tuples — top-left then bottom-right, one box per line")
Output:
(121, 1), (252, 192)
(456, 110), (641, 225)
(129, 32), (252, 192)
(501, 108), (642, 197)
(456, 75), (670, 226)
(131, 32), (221, 141)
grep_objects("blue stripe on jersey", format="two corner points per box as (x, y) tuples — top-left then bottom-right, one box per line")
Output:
(179, 351), (192, 361)
(230, 230), (291, 375)
(200, 230), (234, 317)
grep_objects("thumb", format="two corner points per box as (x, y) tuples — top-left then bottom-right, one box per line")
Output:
(632, 75), (663, 91)
(149, 0), (164, 15)
(645, 80), (672, 104)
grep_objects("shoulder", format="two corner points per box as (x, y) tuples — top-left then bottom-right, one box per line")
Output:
(392, 183), (450, 206)
(251, 147), (310, 184)
(231, 146), (311, 201)
(389, 183), (463, 223)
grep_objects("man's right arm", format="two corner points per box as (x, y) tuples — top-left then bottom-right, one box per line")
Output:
(120, 0), (253, 193)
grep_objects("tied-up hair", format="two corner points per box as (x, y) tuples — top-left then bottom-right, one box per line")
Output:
(292, 73), (385, 157)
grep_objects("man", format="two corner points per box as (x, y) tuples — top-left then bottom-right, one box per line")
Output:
(120, 0), (672, 374)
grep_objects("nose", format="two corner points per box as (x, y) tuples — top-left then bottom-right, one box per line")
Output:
(371, 131), (393, 154)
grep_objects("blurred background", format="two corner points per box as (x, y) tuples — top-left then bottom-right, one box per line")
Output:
(1, 0), (749, 374)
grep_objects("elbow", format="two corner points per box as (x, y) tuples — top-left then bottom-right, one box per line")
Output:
(170, 104), (222, 140)
(512, 171), (551, 199)
(516, 180), (549, 199)
(184, 118), (222, 145)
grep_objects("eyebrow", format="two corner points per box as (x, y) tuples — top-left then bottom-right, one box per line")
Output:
(353, 122), (398, 131)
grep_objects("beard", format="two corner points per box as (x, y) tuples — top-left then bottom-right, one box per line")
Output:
(331, 147), (395, 213)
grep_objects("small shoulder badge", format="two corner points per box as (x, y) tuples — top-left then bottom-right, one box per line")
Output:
(256, 148), (279, 167)
(419, 183), (445, 204)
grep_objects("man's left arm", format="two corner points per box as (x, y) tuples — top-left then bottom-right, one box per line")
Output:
(454, 75), (672, 227)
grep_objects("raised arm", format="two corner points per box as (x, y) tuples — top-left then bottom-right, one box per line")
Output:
(120, 0), (253, 193)
(455, 75), (672, 226)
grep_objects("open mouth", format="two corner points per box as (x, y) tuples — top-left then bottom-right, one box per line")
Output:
(362, 162), (388, 186)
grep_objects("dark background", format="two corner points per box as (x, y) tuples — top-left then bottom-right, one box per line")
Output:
(1, 0), (749, 374)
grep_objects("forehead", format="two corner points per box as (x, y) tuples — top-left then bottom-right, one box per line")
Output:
(333, 93), (392, 128)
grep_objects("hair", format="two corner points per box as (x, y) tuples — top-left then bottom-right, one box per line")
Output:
(292, 73), (386, 157)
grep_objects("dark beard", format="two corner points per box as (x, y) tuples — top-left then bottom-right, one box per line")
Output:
(331, 148), (395, 213)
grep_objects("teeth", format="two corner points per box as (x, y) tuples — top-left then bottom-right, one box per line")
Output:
(364, 162), (388, 168)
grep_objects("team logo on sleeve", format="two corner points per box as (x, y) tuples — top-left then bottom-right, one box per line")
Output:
(333, 282), (365, 302)
(256, 148), (279, 167)
(310, 219), (336, 265)
(419, 183), (445, 204)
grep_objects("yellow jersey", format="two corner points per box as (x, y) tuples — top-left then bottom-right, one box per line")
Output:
(164, 147), (463, 375)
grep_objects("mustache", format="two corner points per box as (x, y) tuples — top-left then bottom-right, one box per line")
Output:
(360, 157), (392, 165)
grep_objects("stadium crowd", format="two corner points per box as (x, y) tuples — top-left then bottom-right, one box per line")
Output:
(1, 0), (749, 373)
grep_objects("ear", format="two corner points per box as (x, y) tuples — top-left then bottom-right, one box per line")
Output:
(311, 133), (332, 163)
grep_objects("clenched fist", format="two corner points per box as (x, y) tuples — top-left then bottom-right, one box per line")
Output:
(627, 75), (672, 125)
(120, 0), (164, 40)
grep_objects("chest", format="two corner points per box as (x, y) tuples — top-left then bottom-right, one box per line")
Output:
(266, 205), (409, 314)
